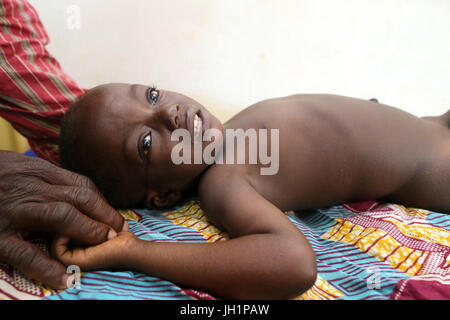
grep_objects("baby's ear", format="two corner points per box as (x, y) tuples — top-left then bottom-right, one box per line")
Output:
(144, 190), (182, 209)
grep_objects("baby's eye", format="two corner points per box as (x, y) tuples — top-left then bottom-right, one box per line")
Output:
(147, 86), (159, 105)
(141, 133), (152, 158)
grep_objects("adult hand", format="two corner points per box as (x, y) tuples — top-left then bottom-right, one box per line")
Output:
(52, 226), (135, 272)
(0, 150), (125, 289)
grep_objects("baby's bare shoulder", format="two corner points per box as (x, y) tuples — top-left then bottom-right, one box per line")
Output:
(197, 165), (262, 234)
(198, 165), (250, 210)
(198, 165), (295, 237)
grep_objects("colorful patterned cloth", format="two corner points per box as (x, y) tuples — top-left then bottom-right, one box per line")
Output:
(1, 197), (449, 300)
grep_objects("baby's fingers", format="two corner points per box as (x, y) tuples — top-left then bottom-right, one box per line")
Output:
(52, 234), (128, 271)
(52, 236), (74, 263)
(52, 236), (91, 269)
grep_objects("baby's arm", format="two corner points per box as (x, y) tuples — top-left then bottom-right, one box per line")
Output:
(53, 172), (316, 299)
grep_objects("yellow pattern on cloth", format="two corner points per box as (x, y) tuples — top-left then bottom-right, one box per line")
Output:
(163, 200), (229, 242)
(118, 209), (142, 222)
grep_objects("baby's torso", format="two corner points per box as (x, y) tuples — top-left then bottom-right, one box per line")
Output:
(213, 94), (439, 211)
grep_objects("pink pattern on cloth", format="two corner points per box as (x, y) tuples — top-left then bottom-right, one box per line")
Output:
(0, 238), (51, 300)
(180, 289), (217, 300)
(342, 200), (381, 213)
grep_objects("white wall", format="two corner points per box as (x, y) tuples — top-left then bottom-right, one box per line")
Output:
(29, 0), (450, 120)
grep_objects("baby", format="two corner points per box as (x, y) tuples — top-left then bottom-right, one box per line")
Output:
(54, 83), (450, 299)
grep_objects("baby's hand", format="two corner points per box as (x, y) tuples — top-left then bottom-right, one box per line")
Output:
(52, 221), (136, 271)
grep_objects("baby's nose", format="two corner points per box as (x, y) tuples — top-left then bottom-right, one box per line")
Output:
(165, 104), (180, 131)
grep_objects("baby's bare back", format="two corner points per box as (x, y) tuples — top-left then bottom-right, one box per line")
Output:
(223, 94), (449, 212)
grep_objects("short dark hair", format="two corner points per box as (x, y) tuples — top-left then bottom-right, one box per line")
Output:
(59, 99), (137, 209)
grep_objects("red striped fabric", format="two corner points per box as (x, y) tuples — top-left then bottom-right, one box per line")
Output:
(0, 0), (86, 164)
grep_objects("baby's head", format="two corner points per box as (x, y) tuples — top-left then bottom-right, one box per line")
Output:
(59, 83), (223, 209)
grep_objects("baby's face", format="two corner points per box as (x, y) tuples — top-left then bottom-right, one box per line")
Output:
(75, 83), (224, 208)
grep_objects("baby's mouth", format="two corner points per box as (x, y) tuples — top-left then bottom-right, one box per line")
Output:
(186, 108), (210, 141)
